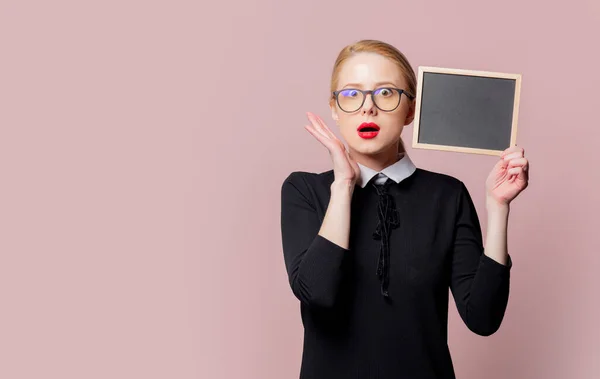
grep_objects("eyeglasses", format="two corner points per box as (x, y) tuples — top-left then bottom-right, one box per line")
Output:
(332, 87), (415, 113)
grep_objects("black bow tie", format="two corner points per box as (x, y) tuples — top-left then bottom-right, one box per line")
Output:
(371, 178), (400, 297)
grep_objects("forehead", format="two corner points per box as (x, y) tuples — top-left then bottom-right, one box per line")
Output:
(337, 52), (405, 88)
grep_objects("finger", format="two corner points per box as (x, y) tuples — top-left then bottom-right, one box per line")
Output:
(307, 114), (330, 140)
(494, 157), (509, 170)
(314, 114), (340, 143)
(311, 113), (338, 141)
(503, 145), (525, 155)
(507, 167), (527, 179)
(304, 124), (334, 150)
(503, 151), (524, 161)
(501, 146), (525, 157)
(307, 113), (330, 140)
(507, 157), (528, 170)
(345, 148), (352, 163)
(305, 124), (348, 163)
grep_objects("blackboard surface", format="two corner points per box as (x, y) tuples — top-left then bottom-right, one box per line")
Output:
(412, 66), (521, 156)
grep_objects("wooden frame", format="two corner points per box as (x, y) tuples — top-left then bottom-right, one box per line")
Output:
(412, 66), (522, 156)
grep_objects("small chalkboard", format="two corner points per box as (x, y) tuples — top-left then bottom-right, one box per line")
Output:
(412, 66), (521, 156)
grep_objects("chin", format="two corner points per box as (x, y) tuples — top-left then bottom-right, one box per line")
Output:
(350, 141), (389, 155)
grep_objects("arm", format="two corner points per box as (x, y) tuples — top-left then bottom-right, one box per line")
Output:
(483, 198), (510, 266)
(319, 179), (354, 249)
(450, 181), (512, 336)
(280, 173), (353, 308)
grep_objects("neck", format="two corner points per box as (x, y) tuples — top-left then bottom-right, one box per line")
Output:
(351, 144), (405, 172)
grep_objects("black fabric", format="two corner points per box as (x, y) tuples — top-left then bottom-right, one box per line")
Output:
(371, 178), (400, 297)
(280, 168), (513, 379)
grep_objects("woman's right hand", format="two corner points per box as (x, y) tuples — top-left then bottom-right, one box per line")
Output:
(304, 112), (361, 186)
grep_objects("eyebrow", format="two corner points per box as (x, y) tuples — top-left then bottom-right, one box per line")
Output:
(341, 81), (400, 89)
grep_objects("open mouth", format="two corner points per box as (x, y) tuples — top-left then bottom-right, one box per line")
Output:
(357, 122), (380, 138)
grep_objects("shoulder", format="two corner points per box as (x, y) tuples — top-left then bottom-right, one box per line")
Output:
(412, 168), (479, 219)
(412, 167), (465, 194)
(410, 168), (475, 217)
(281, 169), (335, 197)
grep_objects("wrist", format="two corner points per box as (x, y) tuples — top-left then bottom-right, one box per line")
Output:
(331, 179), (355, 195)
(486, 196), (510, 213)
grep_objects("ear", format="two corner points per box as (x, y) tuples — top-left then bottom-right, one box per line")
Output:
(329, 99), (339, 125)
(404, 100), (416, 126)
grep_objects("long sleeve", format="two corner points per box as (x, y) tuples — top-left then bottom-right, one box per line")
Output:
(449, 181), (512, 336)
(280, 172), (349, 308)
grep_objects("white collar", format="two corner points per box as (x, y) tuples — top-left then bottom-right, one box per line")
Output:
(356, 152), (417, 188)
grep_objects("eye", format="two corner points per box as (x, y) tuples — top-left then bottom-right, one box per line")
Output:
(341, 89), (359, 98)
(376, 88), (393, 97)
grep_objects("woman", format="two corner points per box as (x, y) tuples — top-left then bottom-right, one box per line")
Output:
(280, 39), (529, 379)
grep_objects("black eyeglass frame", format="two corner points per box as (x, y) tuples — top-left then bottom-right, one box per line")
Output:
(332, 87), (415, 113)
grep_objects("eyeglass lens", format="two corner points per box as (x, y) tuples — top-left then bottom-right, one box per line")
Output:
(337, 88), (401, 112)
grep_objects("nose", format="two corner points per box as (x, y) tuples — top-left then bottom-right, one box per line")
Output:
(361, 92), (377, 116)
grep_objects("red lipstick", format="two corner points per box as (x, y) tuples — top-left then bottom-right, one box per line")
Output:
(357, 122), (380, 139)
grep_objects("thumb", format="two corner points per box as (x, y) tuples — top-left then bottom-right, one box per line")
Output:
(345, 145), (351, 158)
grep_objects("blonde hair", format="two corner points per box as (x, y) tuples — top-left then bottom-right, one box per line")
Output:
(329, 39), (416, 153)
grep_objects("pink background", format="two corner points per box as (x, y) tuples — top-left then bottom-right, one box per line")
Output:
(1, 0), (599, 378)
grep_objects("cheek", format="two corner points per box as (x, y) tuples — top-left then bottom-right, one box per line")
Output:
(336, 114), (358, 135)
(390, 106), (409, 120)
(386, 109), (411, 130)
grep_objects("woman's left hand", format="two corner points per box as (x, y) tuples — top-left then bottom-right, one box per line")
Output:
(485, 146), (529, 206)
